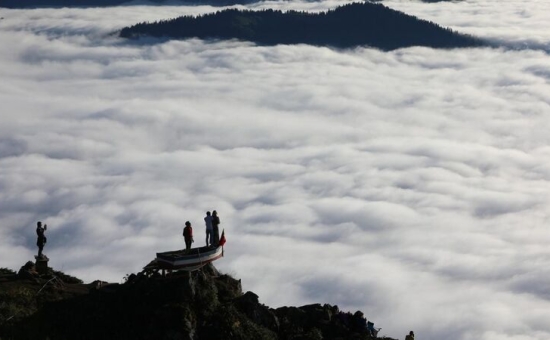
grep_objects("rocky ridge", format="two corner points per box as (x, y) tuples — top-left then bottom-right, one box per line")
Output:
(0, 262), (397, 340)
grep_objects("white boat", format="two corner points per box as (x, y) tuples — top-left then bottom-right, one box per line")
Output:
(154, 245), (224, 271)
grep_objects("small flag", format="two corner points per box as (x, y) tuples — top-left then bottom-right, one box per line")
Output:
(219, 229), (226, 247)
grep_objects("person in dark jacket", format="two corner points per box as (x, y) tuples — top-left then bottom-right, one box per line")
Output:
(212, 210), (220, 246)
(204, 211), (213, 247)
(405, 331), (415, 340)
(183, 221), (194, 252)
(36, 221), (47, 257)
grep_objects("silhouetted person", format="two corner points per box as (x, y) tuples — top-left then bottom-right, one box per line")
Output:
(405, 331), (415, 340)
(352, 311), (367, 332)
(212, 210), (220, 246)
(36, 221), (47, 258)
(183, 221), (194, 252)
(204, 211), (213, 246)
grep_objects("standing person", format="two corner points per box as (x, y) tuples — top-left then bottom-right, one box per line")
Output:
(36, 221), (47, 258)
(204, 211), (213, 247)
(405, 331), (415, 340)
(212, 210), (220, 246)
(182, 221), (194, 253)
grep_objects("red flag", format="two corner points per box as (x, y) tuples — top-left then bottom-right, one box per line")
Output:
(219, 229), (226, 247)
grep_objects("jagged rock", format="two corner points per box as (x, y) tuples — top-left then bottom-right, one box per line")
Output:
(215, 274), (242, 302)
(234, 291), (279, 332)
(17, 261), (39, 281)
(202, 263), (220, 277)
(275, 303), (383, 340)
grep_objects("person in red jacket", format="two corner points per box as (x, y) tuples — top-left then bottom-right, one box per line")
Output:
(183, 221), (194, 252)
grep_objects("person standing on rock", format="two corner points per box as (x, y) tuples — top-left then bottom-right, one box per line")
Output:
(36, 221), (47, 258)
(212, 210), (220, 246)
(183, 221), (194, 253)
(405, 331), (415, 340)
(204, 211), (213, 247)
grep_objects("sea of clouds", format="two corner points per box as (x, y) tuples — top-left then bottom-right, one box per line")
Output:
(1, 0), (550, 339)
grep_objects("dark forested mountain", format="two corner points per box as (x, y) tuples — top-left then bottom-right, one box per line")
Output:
(0, 0), (254, 9)
(119, 2), (483, 50)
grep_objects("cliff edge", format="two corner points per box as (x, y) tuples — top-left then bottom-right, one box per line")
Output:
(0, 263), (396, 340)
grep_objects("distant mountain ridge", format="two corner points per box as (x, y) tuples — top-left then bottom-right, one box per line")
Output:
(119, 2), (484, 50)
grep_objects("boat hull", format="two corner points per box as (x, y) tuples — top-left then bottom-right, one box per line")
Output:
(155, 246), (223, 270)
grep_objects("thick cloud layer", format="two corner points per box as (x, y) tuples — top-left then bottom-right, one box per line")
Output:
(385, 0), (550, 51)
(1, 1), (550, 340)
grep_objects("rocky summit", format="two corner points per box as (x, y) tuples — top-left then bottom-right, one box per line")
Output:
(0, 262), (396, 340)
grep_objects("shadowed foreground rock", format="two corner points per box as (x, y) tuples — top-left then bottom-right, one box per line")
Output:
(0, 263), (396, 340)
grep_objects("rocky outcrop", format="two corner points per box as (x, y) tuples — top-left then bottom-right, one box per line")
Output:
(17, 261), (39, 281)
(0, 262), (395, 340)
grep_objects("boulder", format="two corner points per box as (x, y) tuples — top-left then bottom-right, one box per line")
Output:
(17, 261), (39, 281)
